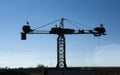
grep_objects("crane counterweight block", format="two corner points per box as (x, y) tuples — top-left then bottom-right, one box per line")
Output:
(21, 33), (26, 40)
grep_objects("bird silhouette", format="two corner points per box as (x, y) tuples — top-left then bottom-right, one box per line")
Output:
(26, 21), (29, 25)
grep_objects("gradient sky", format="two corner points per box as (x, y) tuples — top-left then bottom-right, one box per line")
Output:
(0, 0), (120, 68)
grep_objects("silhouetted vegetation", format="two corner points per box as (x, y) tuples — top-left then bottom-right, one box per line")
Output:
(37, 64), (45, 68)
(0, 65), (46, 75)
(0, 70), (29, 75)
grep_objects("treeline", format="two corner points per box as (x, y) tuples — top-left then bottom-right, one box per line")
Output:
(0, 70), (29, 75)
(0, 64), (46, 75)
(0, 64), (45, 69)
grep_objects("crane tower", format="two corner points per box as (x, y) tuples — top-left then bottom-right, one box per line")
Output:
(21, 18), (106, 68)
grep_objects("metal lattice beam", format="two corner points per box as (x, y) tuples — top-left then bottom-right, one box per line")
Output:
(57, 35), (67, 68)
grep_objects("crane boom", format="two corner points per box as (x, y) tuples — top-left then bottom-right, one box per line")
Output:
(21, 18), (106, 68)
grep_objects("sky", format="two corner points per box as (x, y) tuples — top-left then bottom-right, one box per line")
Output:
(0, 0), (120, 68)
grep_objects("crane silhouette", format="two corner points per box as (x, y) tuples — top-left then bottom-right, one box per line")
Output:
(21, 18), (106, 68)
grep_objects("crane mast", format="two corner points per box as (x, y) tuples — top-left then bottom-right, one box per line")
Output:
(56, 18), (67, 68)
(21, 18), (106, 68)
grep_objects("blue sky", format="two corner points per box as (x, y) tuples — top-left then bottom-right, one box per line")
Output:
(0, 0), (120, 68)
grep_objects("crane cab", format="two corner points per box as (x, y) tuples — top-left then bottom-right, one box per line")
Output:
(50, 27), (75, 34)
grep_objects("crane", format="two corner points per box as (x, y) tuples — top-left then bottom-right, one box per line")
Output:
(21, 18), (106, 68)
